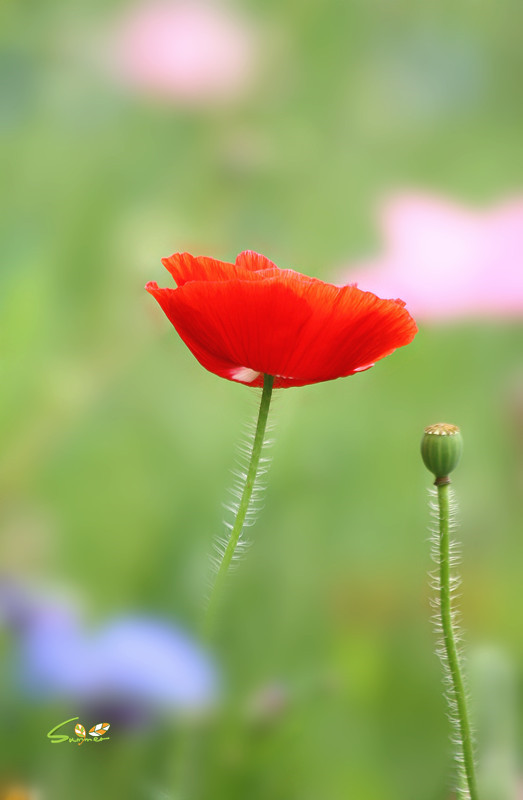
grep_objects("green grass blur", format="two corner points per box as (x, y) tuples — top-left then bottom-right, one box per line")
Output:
(1, 1), (523, 798)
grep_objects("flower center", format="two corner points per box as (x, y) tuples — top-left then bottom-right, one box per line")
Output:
(424, 423), (461, 436)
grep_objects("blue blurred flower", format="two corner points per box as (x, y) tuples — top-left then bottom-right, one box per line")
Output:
(0, 577), (217, 718)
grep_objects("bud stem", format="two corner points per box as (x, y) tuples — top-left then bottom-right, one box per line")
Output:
(437, 481), (479, 799)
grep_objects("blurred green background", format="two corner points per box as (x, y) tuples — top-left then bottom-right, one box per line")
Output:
(1, 1), (523, 798)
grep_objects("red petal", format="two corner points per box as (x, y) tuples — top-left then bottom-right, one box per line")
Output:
(235, 251), (322, 287)
(146, 282), (241, 379)
(161, 251), (317, 290)
(146, 272), (417, 387)
(235, 251), (278, 271)
(161, 253), (245, 287)
(162, 251), (292, 288)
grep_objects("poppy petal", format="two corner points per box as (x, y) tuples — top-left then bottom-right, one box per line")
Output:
(235, 251), (278, 272)
(162, 251), (292, 288)
(161, 253), (253, 287)
(146, 282), (243, 380)
(235, 251), (322, 286)
(146, 270), (417, 388)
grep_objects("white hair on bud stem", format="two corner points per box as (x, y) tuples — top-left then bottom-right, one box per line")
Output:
(428, 486), (475, 799)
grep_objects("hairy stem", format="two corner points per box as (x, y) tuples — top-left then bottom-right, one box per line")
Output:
(437, 480), (478, 800)
(174, 374), (274, 800)
(203, 373), (274, 639)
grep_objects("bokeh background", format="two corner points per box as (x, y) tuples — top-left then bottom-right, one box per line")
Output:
(1, 1), (523, 798)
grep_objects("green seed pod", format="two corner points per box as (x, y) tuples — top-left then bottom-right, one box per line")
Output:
(421, 423), (463, 482)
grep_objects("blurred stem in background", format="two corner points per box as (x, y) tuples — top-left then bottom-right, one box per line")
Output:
(422, 424), (478, 800)
(470, 645), (518, 800)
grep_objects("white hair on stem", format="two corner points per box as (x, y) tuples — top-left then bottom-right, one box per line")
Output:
(428, 486), (476, 799)
(205, 388), (277, 602)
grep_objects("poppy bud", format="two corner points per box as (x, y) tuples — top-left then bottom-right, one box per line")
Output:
(421, 423), (463, 483)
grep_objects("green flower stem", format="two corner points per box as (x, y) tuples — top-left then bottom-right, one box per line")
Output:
(203, 372), (274, 639)
(437, 480), (479, 800)
(174, 374), (274, 800)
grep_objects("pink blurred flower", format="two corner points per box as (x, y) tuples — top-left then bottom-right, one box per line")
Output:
(343, 193), (523, 321)
(107, 1), (258, 105)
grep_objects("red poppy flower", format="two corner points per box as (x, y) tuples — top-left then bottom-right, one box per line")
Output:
(146, 251), (417, 388)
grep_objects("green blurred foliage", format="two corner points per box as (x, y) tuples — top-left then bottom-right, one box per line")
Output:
(1, 0), (523, 798)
